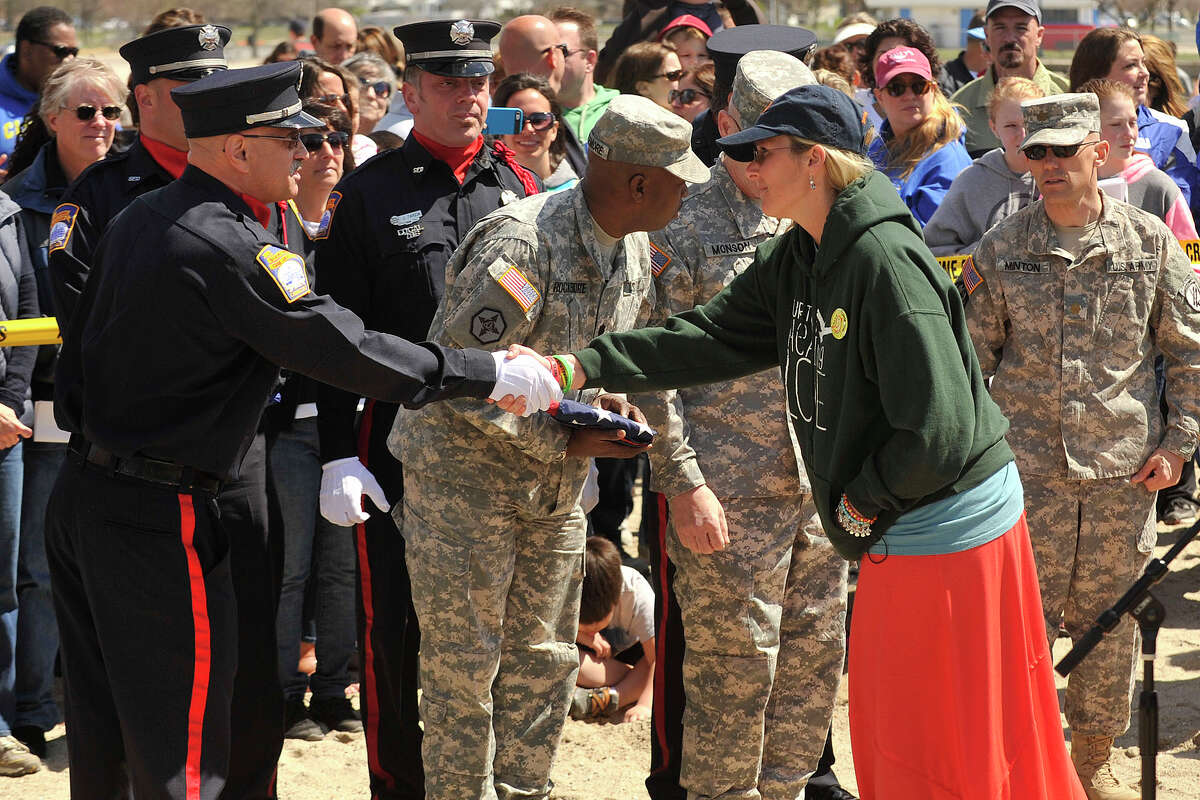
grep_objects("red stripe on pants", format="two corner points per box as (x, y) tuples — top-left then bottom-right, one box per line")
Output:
(651, 492), (673, 775)
(179, 494), (211, 800)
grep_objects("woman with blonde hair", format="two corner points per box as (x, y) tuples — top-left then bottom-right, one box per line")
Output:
(867, 46), (970, 226)
(534, 83), (1085, 800)
(925, 76), (1042, 254)
(610, 41), (682, 110)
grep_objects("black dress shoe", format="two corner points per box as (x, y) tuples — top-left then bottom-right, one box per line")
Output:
(806, 785), (857, 800)
(11, 726), (47, 759)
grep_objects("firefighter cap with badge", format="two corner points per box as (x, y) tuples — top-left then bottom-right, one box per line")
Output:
(170, 60), (323, 139)
(394, 19), (501, 77)
(120, 24), (231, 87)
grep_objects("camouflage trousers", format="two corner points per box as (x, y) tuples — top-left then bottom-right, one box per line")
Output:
(1023, 474), (1156, 737)
(670, 494), (847, 800)
(401, 477), (586, 800)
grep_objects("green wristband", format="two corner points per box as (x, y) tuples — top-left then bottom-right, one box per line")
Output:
(551, 355), (574, 392)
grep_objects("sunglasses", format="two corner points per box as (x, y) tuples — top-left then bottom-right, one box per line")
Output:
(522, 111), (556, 131)
(241, 132), (304, 149)
(883, 79), (934, 97)
(75, 104), (122, 122)
(542, 43), (569, 59)
(318, 93), (350, 106)
(300, 131), (350, 151)
(358, 78), (392, 97)
(657, 69), (685, 81)
(32, 40), (78, 60)
(669, 88), (710, 105)
(1022, 140), (1099, 160)
(752, 145), (795, 163)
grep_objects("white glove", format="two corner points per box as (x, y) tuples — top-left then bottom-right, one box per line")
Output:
(489, 351), (563, 417)
(320, 457), (391, 526)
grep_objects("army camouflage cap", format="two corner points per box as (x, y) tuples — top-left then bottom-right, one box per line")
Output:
(587, 94), (710, 183)
(730, 50), (816, 128)
(1020, 93), (1100, 150)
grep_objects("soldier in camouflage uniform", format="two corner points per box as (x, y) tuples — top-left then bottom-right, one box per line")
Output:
(633, 51), (848, 800)
(966, 93), (1200, 800)
(389, 95), (709, 800)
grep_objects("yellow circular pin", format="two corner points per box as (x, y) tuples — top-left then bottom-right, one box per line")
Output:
(831, 308), (848, 340)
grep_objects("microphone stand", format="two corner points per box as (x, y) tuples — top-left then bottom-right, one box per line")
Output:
(1055, 518), (1200, 800)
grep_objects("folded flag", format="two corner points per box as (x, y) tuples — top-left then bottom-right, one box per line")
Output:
(547, 399), (656, 446)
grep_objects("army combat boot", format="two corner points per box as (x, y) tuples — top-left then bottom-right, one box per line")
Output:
(1071, 733), (1140, 800)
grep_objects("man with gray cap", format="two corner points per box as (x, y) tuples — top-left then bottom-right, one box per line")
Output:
(392, 94), (707, 800)
(634, 50), (851, 800)
(966, 93), (1200, 800)
(951, 0), (1069, 157)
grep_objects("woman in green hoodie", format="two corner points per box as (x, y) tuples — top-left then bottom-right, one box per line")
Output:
(522, 85), (1084, 799)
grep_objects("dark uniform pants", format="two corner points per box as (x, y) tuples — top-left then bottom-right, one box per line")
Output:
(46, 455), (237, 800)
(355, 399), (425, 800)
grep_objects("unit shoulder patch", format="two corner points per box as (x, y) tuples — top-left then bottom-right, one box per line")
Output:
(48, 203), (80, 253)
(256, 245), (311, 303)
(491, 259), (541, 313)
(313, 191), (341, 240)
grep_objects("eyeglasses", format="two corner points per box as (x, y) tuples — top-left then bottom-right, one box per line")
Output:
(300, 130), (350, 151)
(563, 47), (587, 58)
(752, 145), (795, 163)
(520, 111), (556, 131)
(657, 69), (685, 82)
(75, 104), (122, 122)
(241, 132), (304, 149)
(358, 78), (392, 98)
(1022, 140), (1099, 160)
(542, 43), (569, 59)
(30, 40), (78, 60)
(318, 93), (350, 106)
(669, 88), (710, 105)
(883, 79), (934, 97)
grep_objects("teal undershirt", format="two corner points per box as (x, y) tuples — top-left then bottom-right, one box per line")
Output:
(869, 461), (1023, 556)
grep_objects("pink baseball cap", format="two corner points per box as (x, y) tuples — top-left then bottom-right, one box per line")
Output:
(658, 14), (714, 41)
(874, 46), (933, 87)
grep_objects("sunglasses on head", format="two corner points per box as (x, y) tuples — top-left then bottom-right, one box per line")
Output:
(300, 130), (350, 152)
(75, 104), (122, 121)
(883, 78), (933, 97)
(1022, 140), (1098, 160)
(358, 78), (392, 97)
(669, 88), (710, 105)
(522, 111), (556, 131)
(657, 69), (685, 81)
(32, 40), (78, 59)
(318, 93), (350, 106)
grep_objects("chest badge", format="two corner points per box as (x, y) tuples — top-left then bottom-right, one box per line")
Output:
(830, 308), (848, 340)
(391, 210), (424, 239)
(1185, 279), (1200, 312)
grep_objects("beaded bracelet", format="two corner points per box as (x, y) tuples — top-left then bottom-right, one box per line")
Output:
(550, 354), (575, 392)
(836, 493), (876, 538)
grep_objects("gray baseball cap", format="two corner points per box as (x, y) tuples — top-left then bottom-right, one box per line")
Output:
(587, 94), (710, 183)
(985, 0), (1042, 23)
(729, 50), (816, 128)
(1020, 93), (1100, 150)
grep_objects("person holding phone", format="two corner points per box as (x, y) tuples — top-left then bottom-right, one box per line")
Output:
(494, 73), (578, 192)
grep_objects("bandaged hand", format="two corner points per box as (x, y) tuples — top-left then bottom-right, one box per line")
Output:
(489, 351), (563, 417)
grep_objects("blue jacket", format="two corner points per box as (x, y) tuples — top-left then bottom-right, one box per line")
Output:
(1136, 103), (1200, 213)
(0, 53), (37, 161)
(869, 123), (972, 228)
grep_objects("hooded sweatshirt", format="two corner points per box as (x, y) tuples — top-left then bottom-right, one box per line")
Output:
(1114, 152), (1199, 241)
(924, 148), (1037, 256)
(573, 171), (1014, 560)
(0, 53), (37, 161)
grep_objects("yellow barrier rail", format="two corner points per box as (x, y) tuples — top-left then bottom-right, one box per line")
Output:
(937, 254), (971, 282)
(0, 317), (61, 347)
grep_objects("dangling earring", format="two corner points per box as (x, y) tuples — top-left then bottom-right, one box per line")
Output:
(809, 175), (817, 191)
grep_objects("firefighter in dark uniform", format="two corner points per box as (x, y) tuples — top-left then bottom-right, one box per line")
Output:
(45, 25), (309, 798)
(44, 60), (558, 800)
(312, 19), (540, 800)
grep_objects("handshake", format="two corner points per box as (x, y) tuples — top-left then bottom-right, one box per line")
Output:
(487, 345), (579, 416)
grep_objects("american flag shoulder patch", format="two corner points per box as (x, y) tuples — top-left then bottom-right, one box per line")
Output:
(649, 241), (671, 276)
(496, 261), (541, 312)
(961, 255), (983, 296)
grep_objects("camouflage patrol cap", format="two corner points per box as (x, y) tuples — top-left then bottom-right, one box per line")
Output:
(1020, 93), (1100, 150)
(587, 94), (710, 183)
(730, 50), (816, 127)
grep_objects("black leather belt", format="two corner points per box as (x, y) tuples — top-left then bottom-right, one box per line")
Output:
(69, 438), (222, 495)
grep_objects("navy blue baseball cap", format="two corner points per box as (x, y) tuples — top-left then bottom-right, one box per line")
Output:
(394, 19), (500, 78)
(171, 61), (322, 139)
(717, 84), (869, 161)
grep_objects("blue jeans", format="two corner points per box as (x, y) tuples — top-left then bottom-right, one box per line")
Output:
(0, 440), (24, 736)
(269, 418), (356, 700)
(15, 441), (66, 731)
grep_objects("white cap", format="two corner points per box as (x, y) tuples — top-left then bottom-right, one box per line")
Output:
(833, 23), (875, 45)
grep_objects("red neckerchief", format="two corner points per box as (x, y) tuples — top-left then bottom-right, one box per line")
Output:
(142, 134), (271, 228)
(140, 134), (188, 179)
(490, 139), (541, 197)
(411, 130), (483, 185)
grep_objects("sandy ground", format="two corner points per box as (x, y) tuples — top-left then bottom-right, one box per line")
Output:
(2, 521), (1197, 799)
